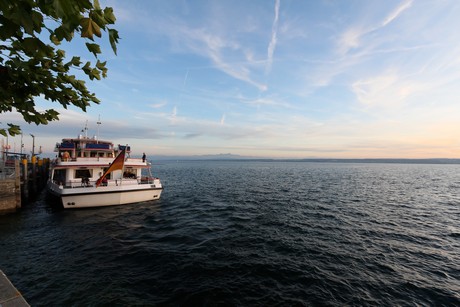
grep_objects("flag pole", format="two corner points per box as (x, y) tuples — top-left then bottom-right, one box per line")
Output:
(96, 145), (127, 187)
(120, 144), (128, 186)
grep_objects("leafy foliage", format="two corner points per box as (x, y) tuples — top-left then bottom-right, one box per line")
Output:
(0, 0), (119, 136)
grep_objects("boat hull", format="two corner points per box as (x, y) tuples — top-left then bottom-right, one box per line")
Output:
(47, 182), (162, 209)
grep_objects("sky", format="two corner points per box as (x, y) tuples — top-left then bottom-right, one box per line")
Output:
(2, 0), (460, 159)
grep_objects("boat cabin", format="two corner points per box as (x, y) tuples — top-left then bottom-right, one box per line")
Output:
(50, 136), (146, 188)
(55, 135), (130, 161)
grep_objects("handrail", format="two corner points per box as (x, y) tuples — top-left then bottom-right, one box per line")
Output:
(51, 177), (152, 188)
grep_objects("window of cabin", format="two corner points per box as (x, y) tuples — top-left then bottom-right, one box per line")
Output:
(123, 167), (136, 178)
(53, 169), (67, 183)
(75, 169), (92, 179)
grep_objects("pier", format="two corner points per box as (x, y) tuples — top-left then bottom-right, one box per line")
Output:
(0, 270), (29, 306)
(0, 155), (50, 214)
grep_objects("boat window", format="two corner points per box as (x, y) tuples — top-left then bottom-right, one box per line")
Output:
(75, 169), (92, 178)
(53, 169), (66, 183)
(123, 169), (137, 178)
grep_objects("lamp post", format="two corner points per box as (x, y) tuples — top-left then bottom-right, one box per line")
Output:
(20, 133), (23, 156)
(30, 134), (35, 157)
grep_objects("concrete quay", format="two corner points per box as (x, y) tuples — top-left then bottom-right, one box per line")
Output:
(0, 270), (29, 306)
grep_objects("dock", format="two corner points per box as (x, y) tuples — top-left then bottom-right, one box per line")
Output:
(0, 270), (29, 306)
(0, 157), (49, 214)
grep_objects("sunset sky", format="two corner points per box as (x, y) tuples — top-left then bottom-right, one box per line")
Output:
(2, 0), (460, 159)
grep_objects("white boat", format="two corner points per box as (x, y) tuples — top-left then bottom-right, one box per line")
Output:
(47, 132), (163, 209)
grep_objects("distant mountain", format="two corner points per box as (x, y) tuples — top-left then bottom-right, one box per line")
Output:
(151, 155), (460, 164)
(152, 153), (258, 161)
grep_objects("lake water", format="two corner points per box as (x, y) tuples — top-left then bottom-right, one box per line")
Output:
(0, 161), (459, 305)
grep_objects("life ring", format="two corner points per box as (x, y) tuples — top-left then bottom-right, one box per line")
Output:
(62, 151), (70, 161)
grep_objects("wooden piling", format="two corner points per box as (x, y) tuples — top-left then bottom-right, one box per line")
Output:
(0, 156), (49, 214)
(22, 158), (28, 199)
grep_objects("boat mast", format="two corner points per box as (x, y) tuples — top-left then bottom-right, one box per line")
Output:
(82, 120), (88, 139)
(96, 115), (101, 144)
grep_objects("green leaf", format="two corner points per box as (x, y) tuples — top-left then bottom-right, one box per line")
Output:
(31, 10), (44, 33)
(91, 68), (101, 80)
(50, 33), (61, 45)
(22, 37), (39, 55)
(0, 17), (20, 40)
(13, 5), (34, 35)
(53, 0), (76, 20)
(70, 56), (81, 66)
(85, 42), (101, 57)
(82, 61), (92, 75)
(55, 25), (74, 42)
(56, 49), (66, 58)
(7, 124), (21, 136)
(108, 28), (119, 55)
(96, 60), (107, 78)
(0, 0), (118, 133)
(103, 7), (116, 24)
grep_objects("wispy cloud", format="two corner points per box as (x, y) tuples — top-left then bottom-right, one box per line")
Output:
(337, 0), (414, 55)
(338, 27), (364, 55)
(352, 70), (406, 107)
(241, 96), (292, 108)
(266, 0), (280, 74)
(170, 106), (178, 124)
(382, 0), (413, 27)
(149, 101), (167, 109)
(220, 114), (226, 125)
(182, 27), (268, 91)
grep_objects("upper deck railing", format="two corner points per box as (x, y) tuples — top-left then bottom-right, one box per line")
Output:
(54, 157), (148, 166)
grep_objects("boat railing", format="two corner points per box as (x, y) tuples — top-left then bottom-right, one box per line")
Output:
(139, 177), (156, 184)
(55, 157), (147, 164)
(56, 157), (116, 163)
(52, 177), (153, 188)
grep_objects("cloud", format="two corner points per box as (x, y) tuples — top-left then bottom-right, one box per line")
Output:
(151, 16), (268, 91)
(338, 27), (364, 55)
(266, 0), (280, 74)
(170, 106), (178, 125)
(195, 32), (268, 91)
(337, 1), (414, 55)
(220, 114), (226, 125)
(351, 70), (416, 108)
(382, 0), (413, 27)
(149, 101), (167, 109)
(240, 96), (292, 108)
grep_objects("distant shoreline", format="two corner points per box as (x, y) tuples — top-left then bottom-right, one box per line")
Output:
(152, 157), (460, 164)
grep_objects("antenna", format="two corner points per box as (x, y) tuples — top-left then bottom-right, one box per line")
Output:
(97, 115), (101, 143)
(81, 120), (89, 138)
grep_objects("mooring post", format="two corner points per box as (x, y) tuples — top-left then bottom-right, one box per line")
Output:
(15, 159), (21, 209)
(31, 155), (36, 194)
(22, 158), (28, 199)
